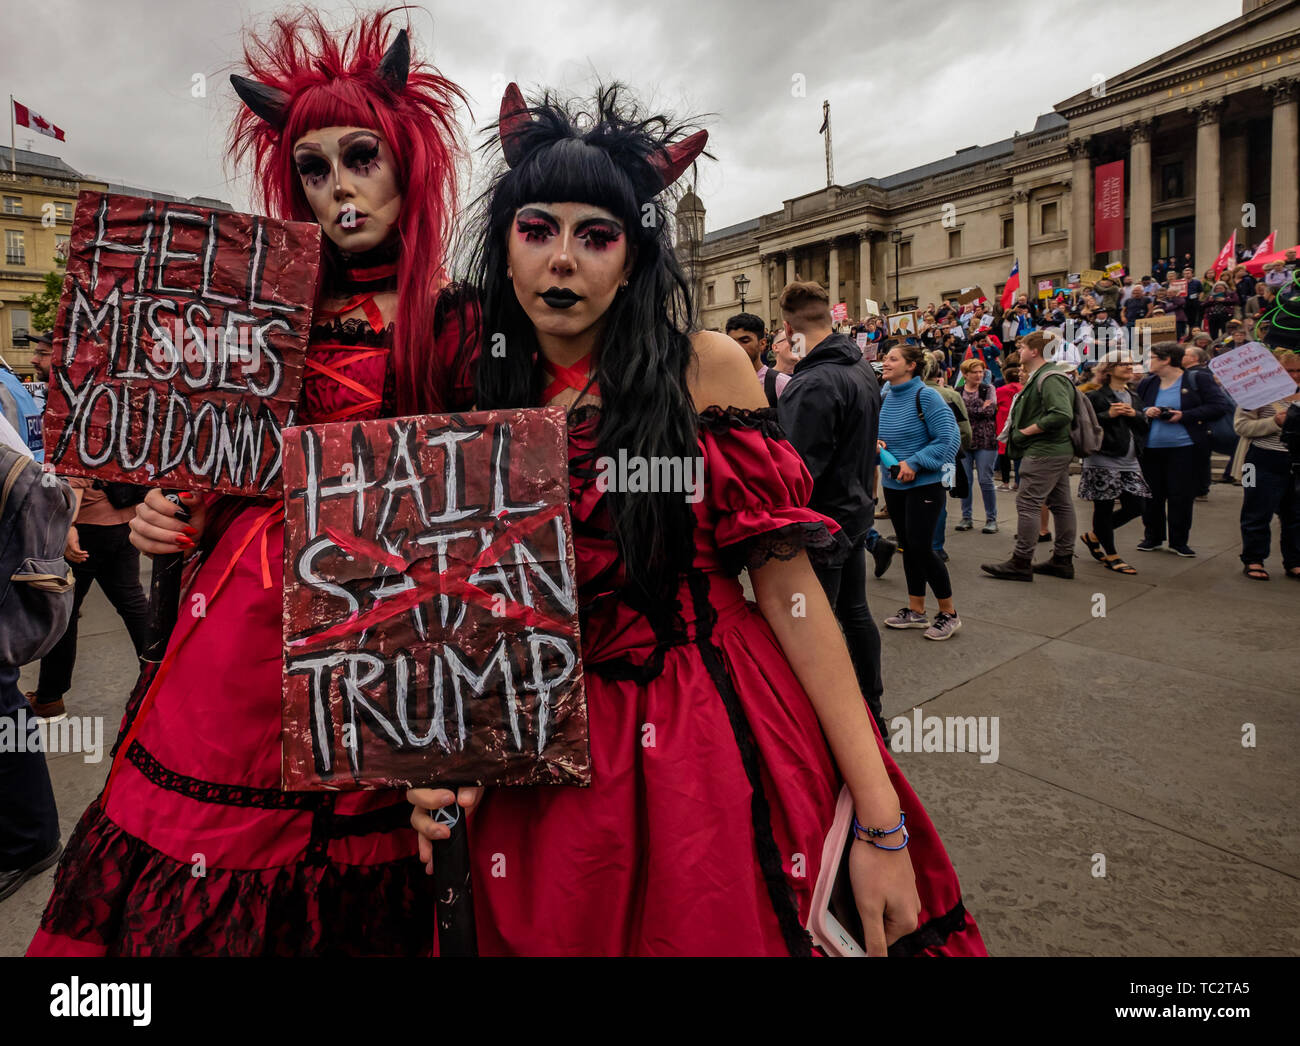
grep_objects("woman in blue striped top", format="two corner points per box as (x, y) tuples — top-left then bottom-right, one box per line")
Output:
(877, 340), (964, 641)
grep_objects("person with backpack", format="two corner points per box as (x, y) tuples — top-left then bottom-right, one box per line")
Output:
(0, 441), (76, 901)
(877, 340), (963, 641)
(981, 330), (1079, 582)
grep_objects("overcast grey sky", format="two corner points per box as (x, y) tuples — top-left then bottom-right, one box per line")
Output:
(4, 0), (1242, 233)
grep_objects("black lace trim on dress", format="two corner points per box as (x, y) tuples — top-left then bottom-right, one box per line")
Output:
(720, 520), (851, 575)
(696, 404), (788, 441)
(686, 570), (813, 958)
(887, 899), (970, 958)
(309, 316), (396, 345)
(125, 740), (323, 810)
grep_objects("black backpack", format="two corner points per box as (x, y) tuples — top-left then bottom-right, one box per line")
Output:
(0, 448), (76, 666)
(763, 368), (781, 408)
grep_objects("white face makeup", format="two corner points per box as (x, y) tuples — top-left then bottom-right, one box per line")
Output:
(505, 202), (632, 346)
(292, 126), (402, 252)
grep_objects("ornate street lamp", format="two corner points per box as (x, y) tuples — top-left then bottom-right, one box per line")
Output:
(890, 229), (903, 311)
(734, 272), (751, 312)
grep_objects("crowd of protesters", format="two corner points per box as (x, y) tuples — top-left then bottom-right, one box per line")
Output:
(722, 243), (1300, 675)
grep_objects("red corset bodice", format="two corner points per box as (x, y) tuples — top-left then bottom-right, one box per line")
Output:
(300, 318), (394, 425)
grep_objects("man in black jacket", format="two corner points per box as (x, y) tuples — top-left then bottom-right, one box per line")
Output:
(776, 281), (888, 738)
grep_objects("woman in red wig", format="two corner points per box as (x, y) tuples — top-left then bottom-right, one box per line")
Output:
(28, 8), (475, 956)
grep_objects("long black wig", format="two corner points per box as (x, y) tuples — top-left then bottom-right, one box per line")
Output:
(459, 82), (711, 602)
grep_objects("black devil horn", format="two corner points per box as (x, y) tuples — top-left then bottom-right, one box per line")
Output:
(377, 29), (410, 92)
(230, 74), (290, 131)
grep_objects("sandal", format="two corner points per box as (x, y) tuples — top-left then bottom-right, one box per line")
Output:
(1080, 532), (1106, 562)
(1242, 564), (1270, 581)
(1286, 568), (1300, 580)
(1101, 556), (1137, 575)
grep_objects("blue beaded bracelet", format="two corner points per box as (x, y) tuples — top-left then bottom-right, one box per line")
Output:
(867, 826), (909, 851)
(852, 811), (905, 841)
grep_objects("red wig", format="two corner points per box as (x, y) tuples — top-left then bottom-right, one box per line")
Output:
(228, 7), (467, 415)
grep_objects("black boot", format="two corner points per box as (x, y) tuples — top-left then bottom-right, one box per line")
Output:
(1033, 552), (1075, 579)
(980, 552), (1034, 581)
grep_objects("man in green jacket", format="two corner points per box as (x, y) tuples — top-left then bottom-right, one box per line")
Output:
(981, 330), (1077, 581)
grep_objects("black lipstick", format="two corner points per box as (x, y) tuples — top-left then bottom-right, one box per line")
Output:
(540, 287), (582, 310)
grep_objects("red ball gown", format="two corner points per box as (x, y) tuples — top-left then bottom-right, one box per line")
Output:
(28, 267), (472, 956)
(468, 404), (987, 956)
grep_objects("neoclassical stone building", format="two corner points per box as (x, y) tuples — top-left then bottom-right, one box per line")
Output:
(681, 0), (1300, 331)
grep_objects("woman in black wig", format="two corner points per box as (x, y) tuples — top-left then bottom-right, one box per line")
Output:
(410, 82), (986, 956)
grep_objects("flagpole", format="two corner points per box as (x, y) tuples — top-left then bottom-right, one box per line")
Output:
(9, 95), (15, 173)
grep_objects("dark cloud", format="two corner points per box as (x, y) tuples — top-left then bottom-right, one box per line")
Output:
(5, 0), (1239, 228)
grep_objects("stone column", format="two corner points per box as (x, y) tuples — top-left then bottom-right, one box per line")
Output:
(1266, 78), (1299, 249)
(858, 231), (873, 313)
(1194, 99), (1226, 273)
(1129, 119), (1154, 279)
(786, 253), (796, 285)
(827, 240), (840, 308)
(1068, 137), (1093, 272)
(1012, 189), (1031, 302)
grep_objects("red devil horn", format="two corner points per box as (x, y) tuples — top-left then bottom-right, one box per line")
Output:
(499, 82), (534, 168)
(648, 129), (708, 190)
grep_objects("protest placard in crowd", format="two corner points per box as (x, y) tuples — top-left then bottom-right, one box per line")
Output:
(1209, 341), (1298, 410)
(280, 406), (591, 790)
(43, 191), (319, 495)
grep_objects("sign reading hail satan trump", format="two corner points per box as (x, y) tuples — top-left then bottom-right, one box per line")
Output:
(280, 407), (591, 790)
(43, 191), (318, 495)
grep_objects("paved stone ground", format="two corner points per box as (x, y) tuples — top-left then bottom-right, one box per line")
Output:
(2, 476), (1297, 955)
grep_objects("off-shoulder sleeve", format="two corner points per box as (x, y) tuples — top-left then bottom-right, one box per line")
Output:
(697, 405), (849, 573)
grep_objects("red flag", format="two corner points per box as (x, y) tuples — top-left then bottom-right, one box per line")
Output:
(13, 100), (66, 142)
(1254, 230), (1276, 258)
(1213, 231), (1237, 278)
(1094, 160), (1125, 253)
(1000, 259), (1020, 310)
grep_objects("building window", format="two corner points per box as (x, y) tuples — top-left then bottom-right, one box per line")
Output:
(5, 229), (25, 266)
(2, 196), (21, 215)
(1040, 201), (1060, 234)
(54, 201), (73, 221)
(898, 241), (912, 268)
(706, 282), (715, 306)
(947, 230), (961, 258)
(1001, 217), (1014, 249)
(1160, 162), (1185, 201)
(10, 307), (30, 347)
(897, 298), (918, 312)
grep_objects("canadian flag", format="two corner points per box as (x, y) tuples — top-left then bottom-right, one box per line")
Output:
(13, 100), (65, 142)
(1212, 231), (1237, 278)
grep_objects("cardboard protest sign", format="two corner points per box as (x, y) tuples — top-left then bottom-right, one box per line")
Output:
(1135, 316), (1177, 338)
(864, 298), (881, 317)
(1105, 262), (1125, 279)
(832, 302), (848, 323)
(1037, 279), (1053, 299)
(281, 406), (590, 790)
(43, 191), (319, 495)
(1080, 268), (1107, 286)
(856, 332), (869, 351)
(1168, 279), (1188, 296)
(1209, 342), (1298, 411)
(957, 286), (986, 306)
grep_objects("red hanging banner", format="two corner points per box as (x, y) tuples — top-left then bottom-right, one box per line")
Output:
(1094, 160), (1126, 254)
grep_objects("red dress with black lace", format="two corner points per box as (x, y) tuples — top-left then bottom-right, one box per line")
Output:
(468, 404), (987, 956)
(27, 275), (468, 956)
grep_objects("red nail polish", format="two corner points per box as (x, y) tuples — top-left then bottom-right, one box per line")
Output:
(183, 525), (199, 536)
(179, 491), (197, 502)
(176, 536), (194, 549)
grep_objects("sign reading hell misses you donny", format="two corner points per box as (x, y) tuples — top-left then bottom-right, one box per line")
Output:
(280, 406), (591, 790)
(43, 191), (319, 495)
